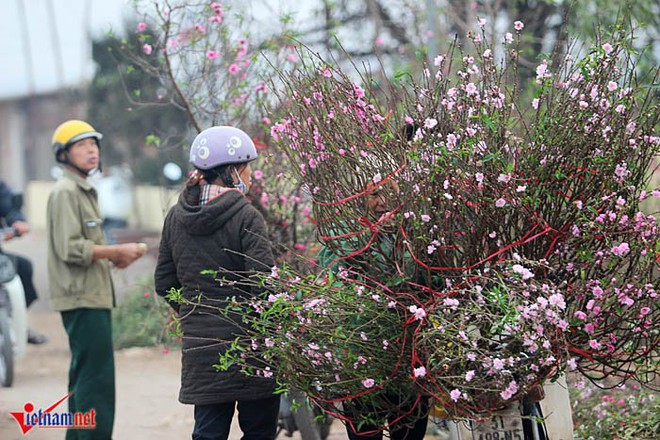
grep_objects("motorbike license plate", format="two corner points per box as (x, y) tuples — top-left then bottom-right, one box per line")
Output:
(469, 407), (524, 440)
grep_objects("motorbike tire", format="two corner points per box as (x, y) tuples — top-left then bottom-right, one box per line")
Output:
(292, 405), (322, 440)
(316, 412), (333, 440)
(0, 306), (14, 387)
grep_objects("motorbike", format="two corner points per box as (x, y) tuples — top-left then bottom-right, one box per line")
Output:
(0, 226), (28, 387)
(430, 378), (576, 440)
(277, 390), (334, 440)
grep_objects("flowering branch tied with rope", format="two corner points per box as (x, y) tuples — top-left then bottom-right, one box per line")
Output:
(212, 22), (659, 426)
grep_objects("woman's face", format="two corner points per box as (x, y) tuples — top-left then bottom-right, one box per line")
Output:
(237, 163), (253, 193)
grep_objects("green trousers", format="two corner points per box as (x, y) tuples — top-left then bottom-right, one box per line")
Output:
(61, 308), (115, 440)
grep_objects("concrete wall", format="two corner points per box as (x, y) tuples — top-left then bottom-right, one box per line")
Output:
(25, 180), (179, 233)
(0, 104), (27, 189)
(0, 91), (87, 190)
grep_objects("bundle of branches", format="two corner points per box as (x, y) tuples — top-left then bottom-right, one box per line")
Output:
(211, 22), (659, 427)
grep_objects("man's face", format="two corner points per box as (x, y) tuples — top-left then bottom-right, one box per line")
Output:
(365, 179), (400, 220)
(366, 189), (388, 218)
(66, 137), (99, 175)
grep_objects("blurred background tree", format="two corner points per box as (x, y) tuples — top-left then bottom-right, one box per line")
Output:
(87, 22), (190, 185)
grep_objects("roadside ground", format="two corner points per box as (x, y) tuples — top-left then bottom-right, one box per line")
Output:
(0, 228), (447, 440)
(0, 229), (195, 439)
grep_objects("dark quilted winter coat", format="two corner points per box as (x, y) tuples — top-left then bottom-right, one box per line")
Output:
(154, 188), (276, 405)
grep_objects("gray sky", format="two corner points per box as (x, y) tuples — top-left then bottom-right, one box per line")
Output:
(0, 0), (130, 99)
(0, 0), (321, 100)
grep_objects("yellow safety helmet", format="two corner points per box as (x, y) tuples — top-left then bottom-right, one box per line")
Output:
(51, 120), (103, 162)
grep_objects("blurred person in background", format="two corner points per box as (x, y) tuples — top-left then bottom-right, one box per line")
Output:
(0, 179), (48, 344)
(95, 164), (134, 244)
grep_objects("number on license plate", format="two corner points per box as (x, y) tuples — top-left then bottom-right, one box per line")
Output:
(469, 408), (524, 440)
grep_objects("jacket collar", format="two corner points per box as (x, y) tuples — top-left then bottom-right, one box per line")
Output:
(62, 168), (95, 192)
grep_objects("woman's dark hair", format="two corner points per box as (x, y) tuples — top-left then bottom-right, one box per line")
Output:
(184, 162), (248, 205)
(403, 123), (420, 142)
(202, 164), (237, 187)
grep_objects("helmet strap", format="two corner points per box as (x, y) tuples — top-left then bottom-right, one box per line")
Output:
(231, 166), (247, 194)
(56, 137), (102, 177)
(59, 152), (101, 178)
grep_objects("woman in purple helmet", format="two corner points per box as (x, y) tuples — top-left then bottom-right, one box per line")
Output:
(155, 126), (279, 440)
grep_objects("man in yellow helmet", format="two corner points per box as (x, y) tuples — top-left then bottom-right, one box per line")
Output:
(47, 119), (147, 440)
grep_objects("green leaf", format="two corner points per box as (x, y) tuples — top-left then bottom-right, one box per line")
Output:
(145, 134), (161, 148)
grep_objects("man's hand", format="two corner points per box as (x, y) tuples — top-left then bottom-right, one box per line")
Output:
(377, 211), (397, 233)
(110, 243), (148, 268)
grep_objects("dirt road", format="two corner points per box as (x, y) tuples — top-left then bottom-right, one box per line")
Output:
(0, 230), (349, 440)
(0, 312), (195, 439)
(0, 230), (197, 439)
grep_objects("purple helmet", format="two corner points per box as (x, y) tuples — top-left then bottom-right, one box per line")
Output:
(189, 126), (258, 170)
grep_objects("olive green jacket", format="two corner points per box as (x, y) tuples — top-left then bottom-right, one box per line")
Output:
(318, 225), (416, 281)
(47, 169), (114, 311)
